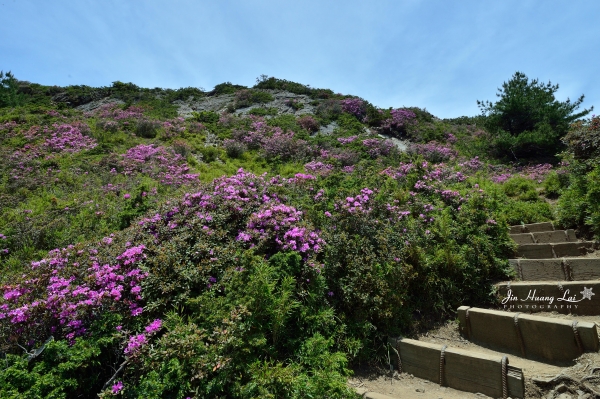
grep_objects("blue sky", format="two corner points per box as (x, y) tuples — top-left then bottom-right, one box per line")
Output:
(1, 0), (598, 118)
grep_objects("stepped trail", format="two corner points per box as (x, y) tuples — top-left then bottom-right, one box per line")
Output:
(350, 222), (600, 399)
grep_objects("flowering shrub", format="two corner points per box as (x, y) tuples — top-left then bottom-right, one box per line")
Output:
(261, 129), (307, 161)
(120, 144), (198, 185)
(0, 244), (147, 343)
(44, 123), (97, 153)
(380, 108), (416, 136)
(337, 136), (358, 145)
(304, 161), (334, 176)
(297, 115), (319, 133)
(362, 138), (395, 158)
(459, 156), (484, 172)
(223, 139), (247, 158)
(93, 103), (145, 121)
(239, 203), (325, 257)
(408, 141), (457, 163)
(563, 115), (600, 159)
(161, 117), (186, 139)
(340, 98), (366, 120)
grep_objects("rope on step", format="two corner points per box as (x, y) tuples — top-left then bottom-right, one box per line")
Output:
(465, 308), (471, 339)
(561, 258), (573, 281)
(439, 345), (447, 386)
(501, 355), (508, 399)
(395, 341), (402, 374)
(572, 321), (584, 354)
(513, 313), (526, 357)
(551, 244), (558, 258)
(530, 232), (536, 243)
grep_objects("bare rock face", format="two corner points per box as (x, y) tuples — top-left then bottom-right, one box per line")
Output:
(76, 97), (125, 112)
(173, 93), (236, 117)
(174, 90), (318, 119)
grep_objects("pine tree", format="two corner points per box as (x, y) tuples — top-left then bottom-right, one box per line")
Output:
(477, 71), (593, 159)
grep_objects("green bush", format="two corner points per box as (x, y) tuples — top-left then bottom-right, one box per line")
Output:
(192, 110), (220, 124)
(234, 89), (274, 109)
(198, 145), (221, 163)
(134, 118), (160, 138)
(210, 82), (248, 95)
(543, 171), (562, 198)
(502, 176), (538, 200)
(316, 99), (342, 124)
(499, 198), (553, 225)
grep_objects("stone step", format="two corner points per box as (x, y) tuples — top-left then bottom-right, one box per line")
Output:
(496, 280), (600, 315)
(388, 337), (524, 398)
(510, 229), (577, 244)
(509, 222), (555, 234)
(515, 241), (596, 258)
(509, 258), (600, 281)
(457, 306), (599, 364)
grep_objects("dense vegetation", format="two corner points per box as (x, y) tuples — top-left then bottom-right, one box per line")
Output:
(0, 72), (595, 398)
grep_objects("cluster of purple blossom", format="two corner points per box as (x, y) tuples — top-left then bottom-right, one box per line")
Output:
(489, 163), (554, 184)
(261, 129), (307, 161)
(362, 138), (395, 158)
(408, 141), (457, 163)
(491, 173), (512, 183)
(139, 169), (327, 260)
(0, 244), (148, 343)
(91, 103), (145, 121)
(517, 163), (554, 183)
(379, 108), (417, 134)
(458, 156), (484, 171)
(240, 203), (325, 256)
(123, 318), (162, 356)
(0, 120), (18, 132)
(340, 98), (366, 120)
(120, 144), (199, 185)
(162, 117), (186, 139)
(337, 136), (358, 145)
(43, 123), (97, 153)
(304, 161), (334, 176)
(380, 163), (415, 180)
(337, 188), (375, 215)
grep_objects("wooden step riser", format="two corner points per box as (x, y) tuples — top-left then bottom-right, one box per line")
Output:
(509, 258), (600, 281)
(457, 307), (598, 364)
(389, 338), (524, 399)
(515, 242), (596, 258)
(496, 280), (600, 315)
(509, 222), (554, 234)
(510, 229), (577, 244)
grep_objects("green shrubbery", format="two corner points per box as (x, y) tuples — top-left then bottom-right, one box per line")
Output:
(557, 117), (600, 238)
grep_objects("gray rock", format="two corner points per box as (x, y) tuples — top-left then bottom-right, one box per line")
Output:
(317, 121), (338, 136)
(377, 133), (409, 151)
(174, 90), (319, 119)
(76, 97), (125, 112)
